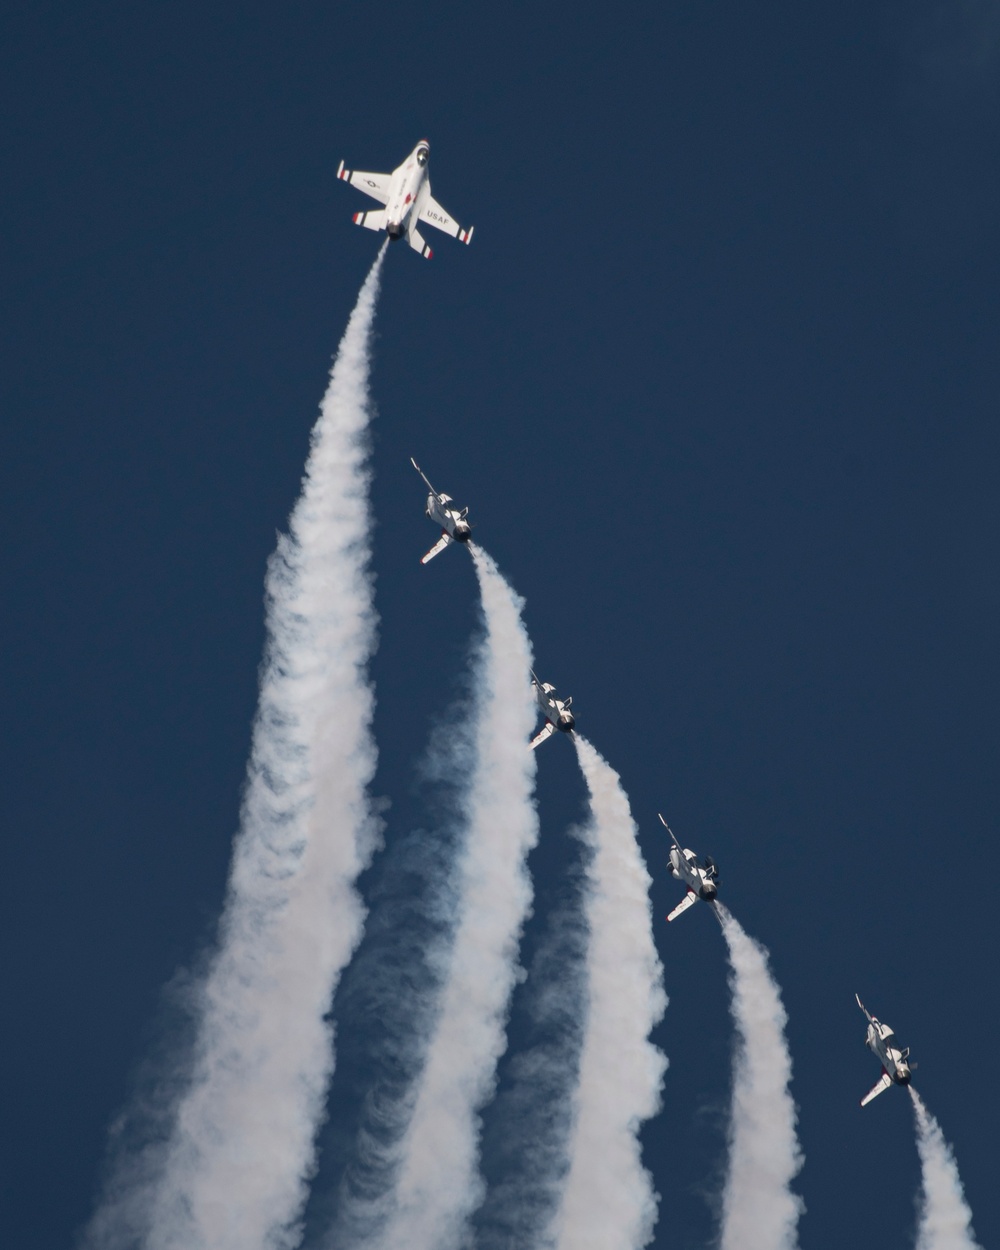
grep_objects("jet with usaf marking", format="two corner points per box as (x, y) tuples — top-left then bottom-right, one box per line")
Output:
(337, 140), (474, 259)
(411, 458), (472, 564)
(856, 994), (915, 1106)
(659, 815), (720, 922)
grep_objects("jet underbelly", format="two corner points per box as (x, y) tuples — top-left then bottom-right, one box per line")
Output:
(387, 166), (425, 234)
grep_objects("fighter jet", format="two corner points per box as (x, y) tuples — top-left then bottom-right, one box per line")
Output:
(529, 674), (575, 749)
(659, 815), (720, 922)
(856, 994), (914, 1106)
(337, 140), (474, 259)
(411, 458), (472, 565)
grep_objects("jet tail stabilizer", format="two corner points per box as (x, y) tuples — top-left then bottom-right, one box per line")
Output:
(860, 1071), (894, 1107)
(529, 722), (557, 750)
(420, 533), (453, 565)
(353, 209), (387, 232)
(666, 891), (699, 923)
(407, 225), (433, 259)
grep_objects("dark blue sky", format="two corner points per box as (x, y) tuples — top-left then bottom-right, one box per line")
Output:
(3, 2), (998, 1248)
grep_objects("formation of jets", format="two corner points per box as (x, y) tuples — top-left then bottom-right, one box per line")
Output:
(409, 458), (576, 750)
(855, 994), (914, 1106)
(388, 142), (924, 1111)
(338, 140), (474, 260)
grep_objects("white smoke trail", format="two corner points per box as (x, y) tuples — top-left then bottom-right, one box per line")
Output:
(551, 736), (667, 1250)
(472, 850), (589, 1250)
(316, 671), (481, 1245)
(83, 247), (388, 1250)
(373, 545), (539, 1250)
(716, 904), (804, 1250)
(910, 1088), (982, 1250)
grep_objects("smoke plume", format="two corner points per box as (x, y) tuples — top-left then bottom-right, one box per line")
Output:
(315, 633), (482, 1245)
(910, 1088), (982, 1250)
(716, 905), (804, 1250)
(472, 845), (589, 1250)
(547, 736), (667, 1250)
(83, 247), (388, 1250)
(370, 545), (539, 1250)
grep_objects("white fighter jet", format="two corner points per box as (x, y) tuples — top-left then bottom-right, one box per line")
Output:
(659, 815), (720, 922)
(337, 140), (474, 260)
(411, 458), (472, 564)
(529, 674), (575, 748)
(856, 994), (914, 1106)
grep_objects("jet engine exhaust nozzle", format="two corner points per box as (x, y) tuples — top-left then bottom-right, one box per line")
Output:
(454, 523), (472, 543)
(387, 223), (405, 240)
(559, 714), (576, 732)
(700, 884), (718, 901)
(895, 1068), (912, 1086)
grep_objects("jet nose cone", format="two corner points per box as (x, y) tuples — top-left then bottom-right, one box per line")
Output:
(454, 523), (472, 543)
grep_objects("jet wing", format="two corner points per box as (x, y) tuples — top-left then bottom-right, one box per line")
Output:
(420, 533), (453, 565)
(855, 994), (874, 1024)
(410, 457), (438, 498)
(529, 722), (557, 750)
(658, 813), (683, 852)
(418, 193), (474, 245)
(337, 163), (391, 204)
(666, 891), (699, 923)
(860, 1071), (893, 1107)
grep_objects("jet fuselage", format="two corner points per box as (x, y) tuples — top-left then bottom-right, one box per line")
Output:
(385, 141), (430, 239)
(426, 491), (471, 542)
(535, 681), (575, 732)
(669, 845), (718, 901)
(865, 1019), (912, 1085)
(856, 995), (913, 1105)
